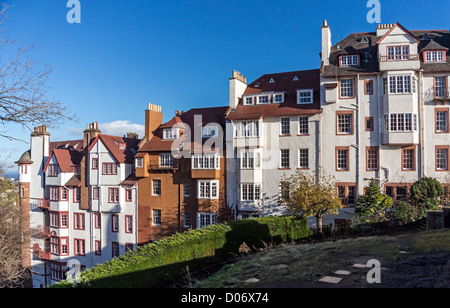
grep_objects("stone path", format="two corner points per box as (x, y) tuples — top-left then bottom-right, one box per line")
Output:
(318, 263), (368, 285)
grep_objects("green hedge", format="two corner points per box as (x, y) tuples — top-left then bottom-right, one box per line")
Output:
(52, 215), (309, 288)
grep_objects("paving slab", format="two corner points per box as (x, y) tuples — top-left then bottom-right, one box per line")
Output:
(319, 276), (342, 284)
(335, 270), (351, 275)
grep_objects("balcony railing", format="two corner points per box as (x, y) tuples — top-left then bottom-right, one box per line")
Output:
(38, 250), (51, 261)
(379, 54), (419, 62)
(37, 199), (50, 210)
(31, 225), (50, 238)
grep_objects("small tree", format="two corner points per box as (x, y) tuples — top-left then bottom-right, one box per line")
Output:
(410, 177), (445, 210)
(354, 179), (392, 224)
(284, 170), (342, 234)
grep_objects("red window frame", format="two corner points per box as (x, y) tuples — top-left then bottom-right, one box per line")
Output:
(125, 189), (133, 202)
(74, 238), (86, 256)
(92, 187), (100, 200)
(102, 163), (118, 175)
(73, 187), (81, 203)
(125, 215), (133, 233)
(92, 158), (98, 170)
(111, 214), (119, 233)
(94, 213), (101, 229)
(95, 240), (101, 255)
(108, 188), (119, 203)
(112, 242), (120, 258)
(74, 212), (85, 230)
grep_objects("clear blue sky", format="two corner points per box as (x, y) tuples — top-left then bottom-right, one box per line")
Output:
(1, 0), (449, 174)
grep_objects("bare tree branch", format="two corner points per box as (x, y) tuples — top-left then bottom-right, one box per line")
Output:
(0, 4), (77, 141)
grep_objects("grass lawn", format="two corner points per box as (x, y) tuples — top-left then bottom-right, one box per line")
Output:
(193, 229), (450, 288)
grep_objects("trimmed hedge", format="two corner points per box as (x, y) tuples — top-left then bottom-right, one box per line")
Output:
(52, 215), (309, 288)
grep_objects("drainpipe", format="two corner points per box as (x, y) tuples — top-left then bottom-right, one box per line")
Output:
(418, 70), (425, 179)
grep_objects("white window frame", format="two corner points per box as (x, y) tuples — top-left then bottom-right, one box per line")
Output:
(240, 183), (262, 201)
(159, 153), (174, 167)
(298, 149), (309, 169)
(234, 121), (260, 138)
(197, 212), (217, 228)
(274, 93), (284, 103)
(163, 128), (179, 140)
(201, 125), (219, 138)
(244, 96), (254, 105)
(135, 157), (143, 168)
(297, 89), (314, 104)
(280, 149), (290, 168)
(183, 212), (190, 228)
(183, 182), (190, 197)
(384, 113), (417, 132)
(152, 209), (161, 226)
(197, 180), (219, 199)
(298, 116), (309, 135)
(389, 75), (412, 94)
(240, 151), (261, 169)
(280, 117), (290, 135)
(152, 179), (161, 196)
(425, 51), (444, 62)
(192, 153), (220, 170)
(340, 55), (359, 66)
(257, 95), (270, 104)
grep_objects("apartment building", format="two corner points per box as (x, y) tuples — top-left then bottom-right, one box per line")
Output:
(135, 104), (229, 243)
(225, 69), (323, 218)
(320, 21), (450, 216)
(16, 123), (140, 288)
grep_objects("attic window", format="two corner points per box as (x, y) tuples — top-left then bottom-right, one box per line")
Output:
(340, 55), (359, 66)
(269, 78), (275, 83)
(254, 82), (260, 87)
(424, 50), (445, 62)
(163, 128), (179, 140)
(421, 33), (430, 40)
(119, 143), (126, 150)
(292, 76), (299, 81)
(360, 36), (369, 43)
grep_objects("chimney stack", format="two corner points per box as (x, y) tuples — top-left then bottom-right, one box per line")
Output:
(229, 70), (247, 110)
(83, 121), (101, 148)
(144, 103), (163, 142)
(321, 20), (332, 66)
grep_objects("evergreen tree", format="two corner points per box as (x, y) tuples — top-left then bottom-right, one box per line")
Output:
(354, 179), (392, 223)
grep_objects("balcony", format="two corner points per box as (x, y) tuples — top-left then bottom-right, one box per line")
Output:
(382, 131), (419, 146)
(37, 199), (50, 210)
(32, 225), (50, 238)
(149, 161), (179, 172)
(379, 54), (420, 71)
(191, 168), (220, 179)
(379, 54), (419, 62)
(38, 250), (51, 261)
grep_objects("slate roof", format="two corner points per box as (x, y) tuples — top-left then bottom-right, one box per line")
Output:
(322, 24), (450, 77)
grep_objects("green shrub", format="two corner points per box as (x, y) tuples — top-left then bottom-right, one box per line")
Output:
(52, 215), (309, 288)
(393, 200), (425, 224)
(410, 177), (445, 210)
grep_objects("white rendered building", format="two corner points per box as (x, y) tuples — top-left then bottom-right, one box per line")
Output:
(16, 123), (140, 288)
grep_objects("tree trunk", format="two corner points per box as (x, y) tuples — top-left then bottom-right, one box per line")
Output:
(316, 215), (324, 234)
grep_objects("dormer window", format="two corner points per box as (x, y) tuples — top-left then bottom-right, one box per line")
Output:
(202, 125), (218, 138)
(297, 89), (314, 104)
(244, 96), (254, 105)
(119, 143), (126, 150)
(258, 95), (270, 104)
(340, 55), (359, 66)
(163, 128), (178, 140)
(269, 78), (275, 83)
(135, 158), (143, 168)
(274, 93), (284, 103)
(424, 50), (445, 62)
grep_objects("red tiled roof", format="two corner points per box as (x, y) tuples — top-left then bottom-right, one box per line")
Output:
(139, 106), (229, 153)
(226, 69), (321, 121)
(89, 134), (140, 164)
